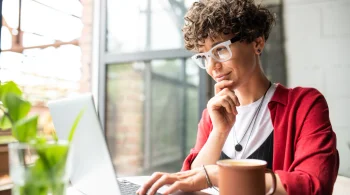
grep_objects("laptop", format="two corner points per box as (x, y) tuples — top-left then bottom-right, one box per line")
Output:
(48, 94), (211, 195)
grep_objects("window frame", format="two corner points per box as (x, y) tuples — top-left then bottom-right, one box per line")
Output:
(1, 0), (80, 53)
(94, 0), (210, 172)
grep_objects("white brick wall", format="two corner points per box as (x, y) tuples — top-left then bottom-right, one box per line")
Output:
(284, 0), (350, 177)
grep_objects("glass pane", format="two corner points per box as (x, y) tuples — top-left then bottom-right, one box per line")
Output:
(0, 0), (88, 141)
(0, 45), (82, 103)
(0, 47), (83, 136)
(106, 63), (145, 176)
(149, 2), (183, 50)
(1, 26), (12, 50)
(31, 0), (83, 17)
(106, 0), (146, 53)
(21, 0), (83, 42)
(184, 0), (196, 8)
(185, 59), (200, 152)
(106, 59), (200, 176)
(186, 88), (199, 152)
(2, 0), (19, 29)
(152, 59), (182, 79)
(186, 58), (199, 86)
(107, 0), (197, 53)
(0, 52), (23, 82)
(150, 69), (183, 171)
(23, 32), (55, 47)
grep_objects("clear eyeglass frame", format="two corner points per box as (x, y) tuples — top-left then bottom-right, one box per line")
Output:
(191, 36), (241, 69)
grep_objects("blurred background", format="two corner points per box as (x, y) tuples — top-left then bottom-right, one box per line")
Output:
(0, 0), (349, 181)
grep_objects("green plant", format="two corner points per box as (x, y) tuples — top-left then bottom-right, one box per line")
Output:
(0, 81), (83, 195)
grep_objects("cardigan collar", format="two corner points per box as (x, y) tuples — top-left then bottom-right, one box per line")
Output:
(269, 83), (289, 106)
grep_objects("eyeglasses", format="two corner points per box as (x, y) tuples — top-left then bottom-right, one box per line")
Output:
(191, 36), (241, 69)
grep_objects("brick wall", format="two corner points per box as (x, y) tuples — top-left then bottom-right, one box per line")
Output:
(106, 65), (144, 176)
(283, 0), (350, 177)
(79, 0), (93, 93)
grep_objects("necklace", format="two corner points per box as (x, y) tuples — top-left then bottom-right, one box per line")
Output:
(233, 82), (272, 152)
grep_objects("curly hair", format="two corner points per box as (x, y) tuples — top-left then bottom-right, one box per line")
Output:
(183, 0), (276, 51)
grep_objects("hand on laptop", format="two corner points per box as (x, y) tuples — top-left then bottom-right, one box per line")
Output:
(136, 165), (218, 195)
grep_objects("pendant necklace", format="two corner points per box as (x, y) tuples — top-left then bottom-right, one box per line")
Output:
(234, 82), (272, 152)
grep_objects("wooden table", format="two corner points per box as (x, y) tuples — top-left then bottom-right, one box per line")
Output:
(0, 175), (11, 195)
(67, 176), (219, 195)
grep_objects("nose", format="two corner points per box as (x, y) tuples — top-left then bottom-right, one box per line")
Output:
(207, 57), (222, 70)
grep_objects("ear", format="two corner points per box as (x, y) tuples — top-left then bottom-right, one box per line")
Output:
(253, 36), (265, 55)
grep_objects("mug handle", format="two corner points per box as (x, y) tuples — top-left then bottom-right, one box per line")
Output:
(265, 169), (276, 195)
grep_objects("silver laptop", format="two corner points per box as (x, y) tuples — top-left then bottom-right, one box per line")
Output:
(48, 94), (210, 195)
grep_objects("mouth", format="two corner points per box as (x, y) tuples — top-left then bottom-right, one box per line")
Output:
(215, 72), (232, 82)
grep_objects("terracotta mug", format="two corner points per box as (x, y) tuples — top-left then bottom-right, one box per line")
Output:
(216, 159), (276, 195)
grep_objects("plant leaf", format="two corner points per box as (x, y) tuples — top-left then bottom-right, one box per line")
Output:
(52, 130), (58, 142)
(13, 115), (38, 143)
(28, 143), (69, 193)
(68, 108), (85, 142)
(0, 81), (22, 103)
(34, 135), (48, 145)
(0, 115), (12, 129)
(3, 93), (31, 122)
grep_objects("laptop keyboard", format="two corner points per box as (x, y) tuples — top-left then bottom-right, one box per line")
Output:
(118, 180), (162, 195)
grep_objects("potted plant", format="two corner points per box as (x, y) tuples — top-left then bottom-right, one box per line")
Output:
(0, 81), (83, 195)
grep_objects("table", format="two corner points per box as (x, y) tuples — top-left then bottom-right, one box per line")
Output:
(68, 176), (219, 195)
(0, 175), (11, 195)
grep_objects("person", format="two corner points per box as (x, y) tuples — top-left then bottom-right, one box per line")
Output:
(136, 0), (339, 194)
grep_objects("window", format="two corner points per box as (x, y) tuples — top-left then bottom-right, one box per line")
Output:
(106, 59), (199, 175)
(103, 0), (202, 176)
(107, 0), (194, 53)
(0, 0), (91, 139)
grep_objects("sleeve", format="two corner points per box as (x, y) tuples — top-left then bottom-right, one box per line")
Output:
(276, 89), (339, 195)
(181, 109), (213, 171)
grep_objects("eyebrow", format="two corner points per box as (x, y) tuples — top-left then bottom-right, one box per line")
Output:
(211, 40), (225, 48)
(197, 36), (241, 53)
(197, 41), (224, 53)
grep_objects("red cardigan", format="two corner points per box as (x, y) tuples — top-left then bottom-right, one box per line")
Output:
(181, 84), (339, 195)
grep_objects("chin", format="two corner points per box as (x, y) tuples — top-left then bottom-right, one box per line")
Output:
(230, 80), (241, 90)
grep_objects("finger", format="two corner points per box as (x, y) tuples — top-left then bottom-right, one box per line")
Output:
(209, 96), (232, 114)
(223, 96), (235, 114)
(216, 90), (239, 115)
(218, 96), (235, 114)
(224, 94), (239, 115)
(215, 80), (233, 94)
(148, 174), (177, 195)
(137, 172), (165, 194)
(208, 100), (235, 116)
(233, 94), (240, 107)
(163, 181), (187, 195)
(217, 88), (240, 107)
(175, 170), (196, 180)
(231, 102), (238, 115)
(214, 96), (233, 113)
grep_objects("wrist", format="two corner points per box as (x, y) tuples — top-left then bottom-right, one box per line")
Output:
(265, 172), (284, 195)
(210, 165), (219, 187)
(203, 165), (219, 188)
(210, 129), (230, 139)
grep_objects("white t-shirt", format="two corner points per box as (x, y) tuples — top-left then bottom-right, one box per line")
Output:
(222, 83), (277, 159)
